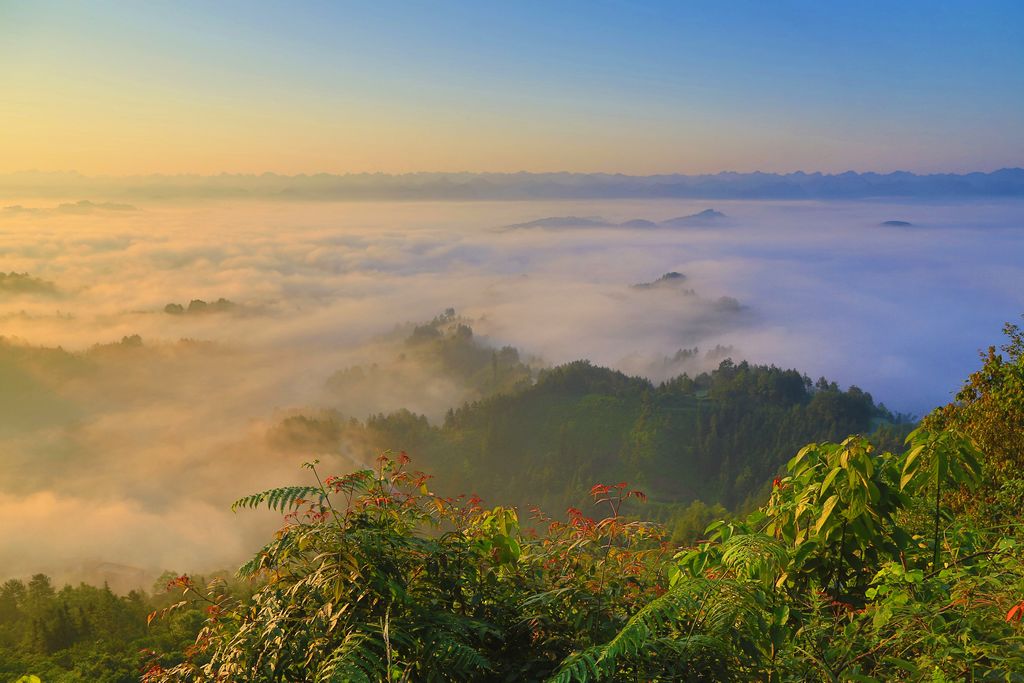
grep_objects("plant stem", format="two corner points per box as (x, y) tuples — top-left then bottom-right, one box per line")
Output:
(933, 475), (941, 570)
(835, 519), (848, 594)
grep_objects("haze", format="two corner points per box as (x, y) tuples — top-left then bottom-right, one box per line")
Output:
(0, 195), (1021, 583)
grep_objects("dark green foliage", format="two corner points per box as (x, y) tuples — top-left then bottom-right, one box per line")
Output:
(927, 319), (1024, 487)
(0, 573), (225, 683)
(148, 460), (672, 681)
(307, 313), (907, 533)
(152, 323), (1024, 681)
(7, 320), (1011, 681)
(363, 358), (906, 532)
(286, 356), (909, 544)
(12, 320), (1024, 680)
(152, 418), (1024, 682)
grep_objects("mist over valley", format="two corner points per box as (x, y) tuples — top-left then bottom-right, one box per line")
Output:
(1, 195), (1021, 586)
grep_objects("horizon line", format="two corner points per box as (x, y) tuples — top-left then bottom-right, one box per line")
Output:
(4, 167), (1023, 179)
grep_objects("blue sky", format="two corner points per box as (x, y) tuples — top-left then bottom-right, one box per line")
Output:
(2, 0), (1022, 173)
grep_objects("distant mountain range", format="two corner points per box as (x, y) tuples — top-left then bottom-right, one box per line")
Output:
(2, 169), (1023, 201)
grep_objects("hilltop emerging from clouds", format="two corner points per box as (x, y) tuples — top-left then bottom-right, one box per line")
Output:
(3, 168), (1023, 201)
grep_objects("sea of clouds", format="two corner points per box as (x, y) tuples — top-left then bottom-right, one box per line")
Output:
(0, 196), (1021, 587)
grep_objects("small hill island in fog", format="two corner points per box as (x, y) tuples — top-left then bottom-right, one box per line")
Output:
(504, 209), (728, 230)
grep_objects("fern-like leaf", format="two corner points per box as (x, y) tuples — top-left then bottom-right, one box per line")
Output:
(720, 533), (789, 581)
(545, 646), (603, 683)
(315, 631), (385, 683)
(427, 633), (493, 675)
(232, 485), (327, 513)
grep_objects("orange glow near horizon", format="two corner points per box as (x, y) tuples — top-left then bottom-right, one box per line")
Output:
(1, 2), (1021, 176)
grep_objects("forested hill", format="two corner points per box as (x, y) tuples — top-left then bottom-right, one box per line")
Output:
(280, 358), (911, 539)
(147, 322), (1024, 682)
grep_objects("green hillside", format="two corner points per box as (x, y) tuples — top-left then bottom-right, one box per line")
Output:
(142, 320), (1024, 682)
(298, 354), (911, 541)
(6, 322), (1022, 682)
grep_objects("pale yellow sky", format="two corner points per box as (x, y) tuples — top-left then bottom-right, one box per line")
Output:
(1, 2), (1021, 175)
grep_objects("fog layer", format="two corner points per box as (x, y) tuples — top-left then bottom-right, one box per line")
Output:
(1, 198), (1021, 587)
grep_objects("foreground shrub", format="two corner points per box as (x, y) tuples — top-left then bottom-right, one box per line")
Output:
(147, 454), (668, 681)
(151, 431), (1024, 682)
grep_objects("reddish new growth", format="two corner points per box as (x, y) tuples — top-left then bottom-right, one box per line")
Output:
(166, 574), (193, 591)
(531, 479), (666, 600)
(567, 506), (596, 533)
(141, 664), (165, 682)
(589, 481), (646, 519)
(140, 649), (165, 682)
(1008, 601), (1024, 623)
